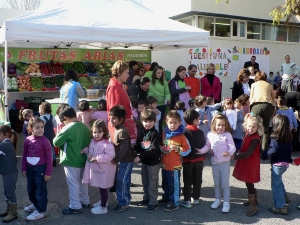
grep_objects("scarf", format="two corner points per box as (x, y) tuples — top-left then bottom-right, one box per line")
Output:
(164, 124), (185, 139)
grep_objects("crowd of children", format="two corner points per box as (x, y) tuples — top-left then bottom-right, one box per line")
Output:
(3, 61), (300, 224)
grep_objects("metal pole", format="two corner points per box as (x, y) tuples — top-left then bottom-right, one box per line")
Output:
(4, 39), (8, 122)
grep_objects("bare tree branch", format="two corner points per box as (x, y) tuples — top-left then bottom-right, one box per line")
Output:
(0, 0), (41, 10)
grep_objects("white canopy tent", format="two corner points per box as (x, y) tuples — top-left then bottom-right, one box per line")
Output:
(0, 0), (210, 121)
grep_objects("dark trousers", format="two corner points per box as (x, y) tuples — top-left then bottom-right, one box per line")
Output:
(26, 164), (48, 213)
(161, 169), (180, 206)
(157, 105), (166, 133)
(251, 102), (274, 151)
(182, 161), (203, 201)
(2, 172), (18, 203)
(233, 138), (243, 151)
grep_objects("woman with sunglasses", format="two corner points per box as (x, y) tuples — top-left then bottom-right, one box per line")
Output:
(132, 66), (145, 84)
(232, 68), (255, 101)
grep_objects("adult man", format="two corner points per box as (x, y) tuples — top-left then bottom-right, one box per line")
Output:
(184, 64), (200, 98)
(280, 55), (300, 93)
(127, 76), (151, 101)
(126, 61), (138, 86)
(244, 56), (260, 73)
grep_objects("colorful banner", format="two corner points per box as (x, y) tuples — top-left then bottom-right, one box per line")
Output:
(0, 48), (151, 62)
(188, 48), (232, 77)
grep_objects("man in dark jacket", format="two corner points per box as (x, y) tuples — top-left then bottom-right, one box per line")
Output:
(127, 76), (150, 101)
(126, 61), (138, 86)
(244, 56), (260, 73)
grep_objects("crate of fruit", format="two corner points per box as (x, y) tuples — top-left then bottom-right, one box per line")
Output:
(42, 76), (56, 89)
(30, 77), (43, 90)
(78, 74), (92, 89)
(54, 74), (65, 88)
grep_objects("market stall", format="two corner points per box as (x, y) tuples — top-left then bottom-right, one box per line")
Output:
(0, 0), (210, 122)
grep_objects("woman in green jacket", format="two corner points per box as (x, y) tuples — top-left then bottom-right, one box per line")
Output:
(148, 66), (170, 132)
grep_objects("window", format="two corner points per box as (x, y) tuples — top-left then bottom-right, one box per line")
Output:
(232, 21), (238, 36)
(178, 17), (193, 26)
(232, 20), (246, 38)
(215, 18), (230, 37)
(247, 22), (261, 39)
(275, 26), (287, 41)
(262, 23), (275, 41)
(240, 22), (245, 37)
(198, 16), (214, 36)
(288, 27), (300, 42)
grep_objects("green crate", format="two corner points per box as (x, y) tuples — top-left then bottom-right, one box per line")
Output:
(30, 96), (41, 104)
(24, 97), (30, 103)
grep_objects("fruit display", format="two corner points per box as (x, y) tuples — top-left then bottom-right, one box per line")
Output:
(85, 62), (97, 73)
(15, 62), (27, 75)
(7, 77), (18, 90)
(17, 75), (31, 90)
(98, 74), (110, 88)
(54, 75), (65, 88)
(78, 75), (92, 89)
(73, 62), (86, 74)
(42, 76), (56, 88)
(30, 77), (43, 89)
(40, 61), (64, 74)
(62, 63), (74, 72)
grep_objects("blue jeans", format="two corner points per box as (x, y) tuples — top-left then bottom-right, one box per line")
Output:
(157, 105), (166, 133)
(271, 165), (287, 208)
(161, 170), (181, 206)
(116, 162), (133, 206)
(233, 138), (242, 151)
(26, 164), (48, 212)
(51, 145), (56, 160)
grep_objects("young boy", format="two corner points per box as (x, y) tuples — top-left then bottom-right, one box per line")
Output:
(276, 96), (298, 132)
(274, 71), (282, 89)
(134, 109), (161, 213)
(207, 97), (219, 118)
(175, 101), (186, 128)
(53, 105), (91, 215)
(138, 100), (147, 115)
(194, 95), (222, 136)
(233, 98), (245, 151)
(179, 108), (206, 208)
(147, 96), (161, 131)
(110, 105), (136, 212)
(267, 71), (275, 87)
(158, 110), (191, 211)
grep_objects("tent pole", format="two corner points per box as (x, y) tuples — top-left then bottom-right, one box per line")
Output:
(4, 39), (8, 122)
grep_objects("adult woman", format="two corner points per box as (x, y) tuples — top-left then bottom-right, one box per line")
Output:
(127, 76), (150, 101)
(145, 62), (159, 78)
(132, 66), (145, 84)
(106, 60), (136, 143)
(169, 66), (191, 110)
(232, 68), (255, 101)
(60, 70), (85, 111)
(148, 66), (170, 132)
(200, 63), (221, 102)
(250, 71), (276, 152)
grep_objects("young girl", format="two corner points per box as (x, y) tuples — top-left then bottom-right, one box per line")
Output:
(232, 98), (245, 151)
(0, 125), (18, 223)
(223, 98), (237, 131)
(262, 114), (293, 215)
(77, 100), (92, 129)
(19, 108), (33, 139)
(54, 103), (67, 134)
(81, 120), (116, 215)
(238, 94), (250, 114)
(197, 113), (235, 213)
(39, 102), (57, 167)
(91, 99), (108, 126)
(232, 114), (263, 217)
(22, 117), (53, 221)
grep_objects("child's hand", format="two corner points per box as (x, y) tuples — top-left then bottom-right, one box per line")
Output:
(292, 161), (296, 166)
(22, 171), (26, 177)
(169, 145), (177, 151)
(44, 175), (51, 182)
(153, 108), (160, 115)
(80, 149), (86, 154)
(203, 120), (208, 125)
(134, 156), (140, 163)
(231, 155), (235, 160)
(293, 127), (297, 132)
(88, 154), (97, 162)
(195, 148), (202, 155)
(111, 159), (117, 165)
(209, 149), (214, 156)
(222, 151), (230, 157)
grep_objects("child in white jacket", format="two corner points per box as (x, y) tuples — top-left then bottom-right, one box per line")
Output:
(223, 98), (237, 131)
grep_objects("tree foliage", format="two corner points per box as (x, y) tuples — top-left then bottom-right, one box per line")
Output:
(0, 0), (41, 10)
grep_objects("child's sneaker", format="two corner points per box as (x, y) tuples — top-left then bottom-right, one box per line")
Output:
(24, 204), (36, 212)
(269, 206), (288, 215)
(26, 210), (44, 221)
(222, 202), (230, 213)
(62, 207), (83, 215)
(193, 199), (200, 205)
(138, 199), (149, 206)
(163, 203), (179, 212)
(157, 198), (169, 205)
(113, 204), (129, 212)
(91, 206), (107, 215)
(211, 199), (222, 209)
(179, 200), (192, 209)
(93, 201), (108, 208)
(144, 204), (158, 213)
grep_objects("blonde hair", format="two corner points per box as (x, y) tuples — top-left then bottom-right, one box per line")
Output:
(243, 113), (264, 136)
(111, 60), (129, 78)
(210, 113), (232, 133)
(206, 63), (215, 73)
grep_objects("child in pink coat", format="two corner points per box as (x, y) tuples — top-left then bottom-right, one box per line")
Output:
(81, 120), (116, 215)
(91, 99), (108, 126)
(77, 100), (92, 129)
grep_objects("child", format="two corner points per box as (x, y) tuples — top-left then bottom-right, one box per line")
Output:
(129, 95), (139, 120)
(223, 98), (237, 131)
(232, 114), (263, 217)
(238, 94), (250, 114)
(147, 96), (161, 131)
(91, 99), (108, 126)
(175, 100), (186, 128)
(274, 71), (282, 89)
(39, 102), (57, 167)
(194, 95), (222, 136)
(53, 105), (91, 215)
(54, 103), (67, 135)
(207, 97), (219, 118)
(293, 76), (300, 91)
(276, 96), (298, 132)
(77, 100), (92, 129)
(262, 114), (293, 215)
(267, 71), (275, 87)
(158, 110), (191, 211)
(197, 114), (235, 213)
(19, 108), (33, 139)
(233, 98), (245, 151)
(22, 117), (53, 221)
(109, 105), (136, 212)
(134, 109), (161, 213)
(0, 125), (18, 223)
(188, 98), (195, 108)
(179, 109), (206, 208)
(138, 100), (147, 115)
(81, 120), (116, 215)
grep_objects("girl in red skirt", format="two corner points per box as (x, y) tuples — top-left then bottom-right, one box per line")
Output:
(232, 114), (263, 217)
